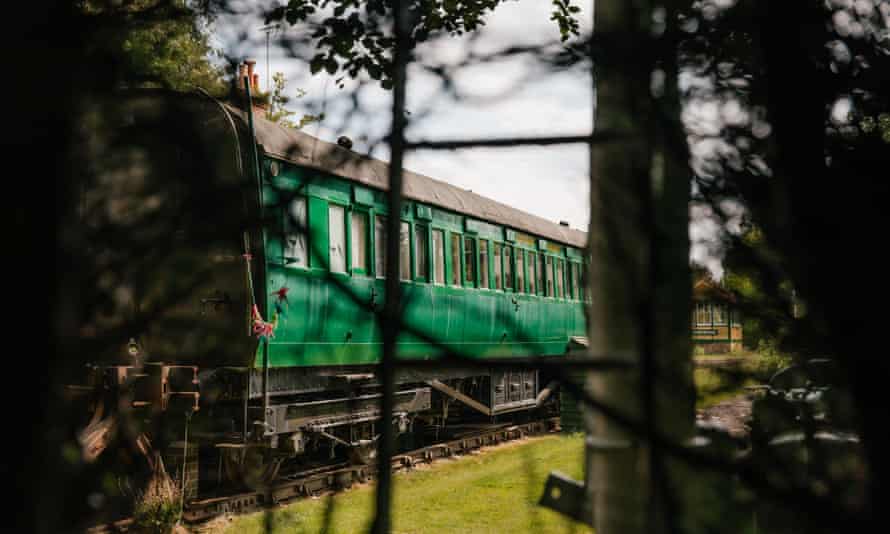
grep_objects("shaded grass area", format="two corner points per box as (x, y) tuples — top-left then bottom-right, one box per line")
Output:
(694, 350), (794, 409)
(693, 350), (756, 359)
(695, 367), (754, 409)
(217, 435), (592, 534)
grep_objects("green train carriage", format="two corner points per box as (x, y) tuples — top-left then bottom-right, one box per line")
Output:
(77, 89), (588, 491)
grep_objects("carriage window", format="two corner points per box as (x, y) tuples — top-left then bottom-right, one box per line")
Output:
(283, 196), (308, 268)
(350, 211), (368, 273)
(450, 234), (461, 285)
(479, 240), (490, 288)
(556, 259), (564, 298)
(536, 254), (544, 295)
(712, 304), (727, 325)
(328, 204), (346, 273)
(504, 246), (513, 290)
(695, 302), (711, 325)
(493, 243), (503, 289)
(375, 215), (386, 278)
(566, 262), (573, 298)
(414, 224), (429, 281)
(515, 250), (525, 293)
(399, 221), (410, 281)
(572, 262), (581, 299)
(545, 256), (554, 297)
(527, 252), (537, 294)
(432, 229), (445, 284)
(464, 236), (476, 285)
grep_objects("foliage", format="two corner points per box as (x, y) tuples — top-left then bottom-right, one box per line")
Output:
(751, 338), (793, 381)
(858, 112), (890, 144)
(721, 224), (794, 352)
(264, 72), (324, 129)
(266, 0), (582, 89)
(133, 462), (182, 534)
(81, 0), (226, 95)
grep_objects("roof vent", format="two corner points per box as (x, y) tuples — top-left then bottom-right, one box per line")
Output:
(559, 220), (570, 227)
(337, 136), (353, 149)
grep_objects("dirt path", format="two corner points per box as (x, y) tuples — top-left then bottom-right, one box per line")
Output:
(696, 395), (752, 438)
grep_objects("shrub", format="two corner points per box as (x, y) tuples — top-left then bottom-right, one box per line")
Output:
(750, 338), (792, 381)
(133, 458), (182, 534)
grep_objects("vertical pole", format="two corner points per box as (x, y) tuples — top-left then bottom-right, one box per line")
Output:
(585, 4), (652, 530)
(243, 76), (270, 426)
(372, 2), (409, 533)
(585, 1), (693, 533)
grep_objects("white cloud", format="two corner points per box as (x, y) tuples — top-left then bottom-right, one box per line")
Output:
(215, 0), (594, 233)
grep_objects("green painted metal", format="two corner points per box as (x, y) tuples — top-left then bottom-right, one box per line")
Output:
(256, 158), (586, 368)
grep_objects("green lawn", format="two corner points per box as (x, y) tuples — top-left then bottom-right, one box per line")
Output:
(215, 435), (592, 534)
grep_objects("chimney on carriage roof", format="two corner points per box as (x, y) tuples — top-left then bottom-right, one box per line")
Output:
(559, 220), (570, 227)
(233, 59), (269, 113)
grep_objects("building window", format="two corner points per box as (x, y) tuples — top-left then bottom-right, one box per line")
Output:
(515, 250), (525, 293)
(556, 259), (564, 298)
(695, 302), (711, 325)
(328, 204), (346, 273)
(283, 196), (308, 268)
(414, 224), (429, 281)
(350, 211), (368, 273)
(712, 303), (727, 325)
(450, 233), (461, 285)
(493, 243), (503, 290)
(545, 256), (554, 296)
(504, 245), (513, 290)
(432, 229), (445, 285)
(464, 236), (476, 285)
(399, 221), (410, 281)
(375, 215), (386, 278)
(479, 240), (490, 288)
(527, 252), (537, 294)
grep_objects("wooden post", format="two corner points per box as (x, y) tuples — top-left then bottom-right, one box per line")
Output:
(585, 1), (694, 532)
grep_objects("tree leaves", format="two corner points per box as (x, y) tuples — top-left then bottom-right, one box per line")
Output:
(267, 0), (583, 90)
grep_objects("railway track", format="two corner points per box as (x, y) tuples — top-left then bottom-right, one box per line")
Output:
(87, 417), (559, 532)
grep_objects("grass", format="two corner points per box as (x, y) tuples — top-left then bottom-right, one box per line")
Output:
(695, 367), (745, 408)
(214, 434), (592, 534)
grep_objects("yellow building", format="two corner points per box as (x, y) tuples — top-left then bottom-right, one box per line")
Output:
(692, 276), (743, 353)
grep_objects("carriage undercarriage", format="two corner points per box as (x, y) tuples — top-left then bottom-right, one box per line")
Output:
(75, 360), (554, 497)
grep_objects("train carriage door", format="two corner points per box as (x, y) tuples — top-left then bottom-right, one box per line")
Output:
(515, 249), (525, 294)
(463, 236), (476, 287)
(527, 252), (537, 295)
(432, 229), (445, 285)
(503, 245), (513, 291)
(479, 240), (490, 289)
(278, 194), (311, 356)
(374, 215), (387, 278)
(493, 243), (503, 290)
(328, 205), (346, 273)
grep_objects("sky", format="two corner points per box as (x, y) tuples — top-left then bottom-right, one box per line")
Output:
(213, 0), (739, 278)
(214, 1), (595, 232)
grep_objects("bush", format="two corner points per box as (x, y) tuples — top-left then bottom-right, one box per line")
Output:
(750, 339), (792, 381)
(133, 458), (182, 534)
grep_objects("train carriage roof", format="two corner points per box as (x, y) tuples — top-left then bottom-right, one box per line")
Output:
(225, 104), (588, 249)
